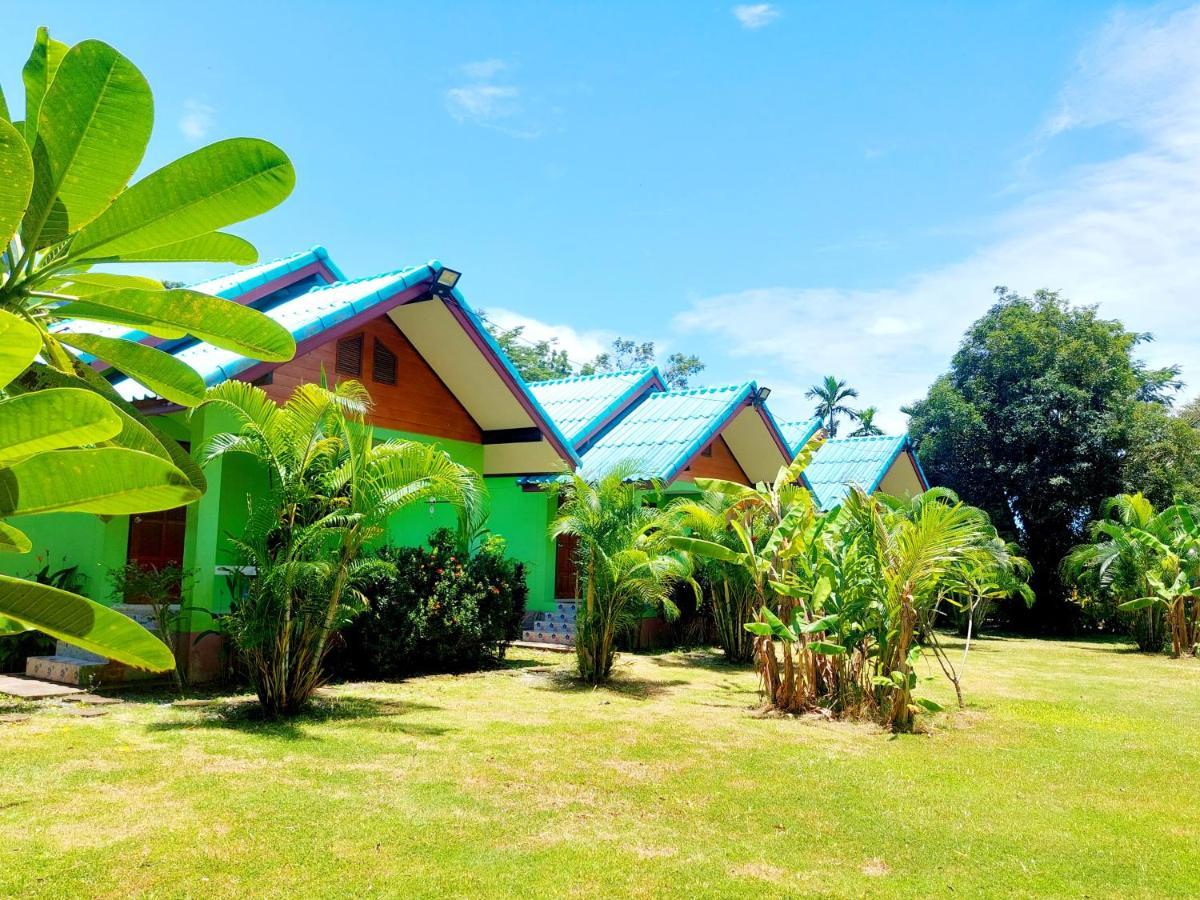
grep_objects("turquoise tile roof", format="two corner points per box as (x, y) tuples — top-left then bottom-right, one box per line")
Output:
(112, 264), (431, 400)
(577, 382), (756, 482)
(805, 434), (917, 509)
(780, 416), (823, 455)
(55, 246), (344, 347)
(529, 368), (662, 448)
(188, 245), (344, 300)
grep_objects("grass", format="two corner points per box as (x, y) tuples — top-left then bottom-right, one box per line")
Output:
(2, 635), (1199, 898)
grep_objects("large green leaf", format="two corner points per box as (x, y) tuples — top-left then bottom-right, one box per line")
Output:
(73, 138), (294, 258)
(100, 231), (257, 264)
(0, 309), (42, 390)
(23, 40), (152, 249)
(0, 82), (9, 121)
(0, 118), (33, 248)
(0, 388), (122, 464)
(44, 272), (164, 296)
(58, 287), (296, 361)
(0, 522), (31, 553)
(57, 332), (206, 406)
(21, 27), (69, 147)
(0, 574), (174, 671)
(54, 302), (188, 339)
(22, 361), (207, 493)
(0, 447), (200, 516)
(664, 534), (744, 564)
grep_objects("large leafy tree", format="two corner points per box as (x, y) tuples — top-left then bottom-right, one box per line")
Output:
(848, 406), (884, 437)
(1121, 402), (1200, 508)
(199, 379), (483, 716)
(805, 375), (859, 437)
(488, 324), (573, 382)
(905, 288), (1178, 631)
(0, 28), (295, 666)
(579, 338), (707, 389)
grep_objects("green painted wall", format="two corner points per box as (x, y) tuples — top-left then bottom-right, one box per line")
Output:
(0, 512), (128, 603)
(486, 477), (556, 612)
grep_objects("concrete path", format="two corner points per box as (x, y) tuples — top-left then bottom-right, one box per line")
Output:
(0, 673), (84, 699)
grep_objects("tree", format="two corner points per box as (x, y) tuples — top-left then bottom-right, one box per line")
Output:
(0, 28), (295, 667)
(805, 376), (859, 437)
(1121, 402), (1200, 508)
(580, 338), (706, 389)
(848, 406), (884, 437)
(199, 379), (483, 715)
(550, 464), (684, 684)
(905, 288), (1177, 632)
(488, 324), (573, 382)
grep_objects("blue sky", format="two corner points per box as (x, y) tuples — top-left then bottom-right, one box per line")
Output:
(5, 2), (1198, 429)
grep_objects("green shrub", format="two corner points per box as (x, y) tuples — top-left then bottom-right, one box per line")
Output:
(337, 529), (527, 678)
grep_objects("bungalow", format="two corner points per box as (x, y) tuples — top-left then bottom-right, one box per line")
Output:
(797, 433), (930, 510)
(522, 374), (792, 644)
(4, 248), (578, 682)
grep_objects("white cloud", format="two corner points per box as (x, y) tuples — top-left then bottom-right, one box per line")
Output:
(461, 59), (507, 80)
(484, 308), (614, 366)
(677, 3), (1200, 433)
(178, 100), (214, 141)
(733, 4), (781, 30)
(446, 84), (520, 123)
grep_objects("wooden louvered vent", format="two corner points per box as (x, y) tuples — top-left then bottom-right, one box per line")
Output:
(373, 338), (397, 385)
(335, 333), (363, 376)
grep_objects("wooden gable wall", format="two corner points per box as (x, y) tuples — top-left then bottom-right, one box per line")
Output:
(261, 315), (483, 444)
(678, 434), (751, 485)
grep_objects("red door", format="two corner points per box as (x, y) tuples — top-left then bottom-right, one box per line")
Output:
(554, 533), (580, 599)
(127, 506), (187, 571)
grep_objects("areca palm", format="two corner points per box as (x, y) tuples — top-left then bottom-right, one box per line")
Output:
(1063, 493), (1200, 656)
(667, 487), (764, 663)
(199, 379), (483, 715)
(805, 376), (860, 437)
(848, 406), (884, 437)
(551, 463), (685, 684)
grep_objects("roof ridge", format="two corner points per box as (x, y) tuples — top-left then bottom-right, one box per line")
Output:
(531, 366), (656, 387)
(646, 381), (751, 399)
(824, 434), (904, 444)
(304, 263), (428, 292)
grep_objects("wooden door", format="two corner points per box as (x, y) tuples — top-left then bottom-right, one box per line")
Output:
(554, 533), (580, 599)
(127, 506), (187, 571)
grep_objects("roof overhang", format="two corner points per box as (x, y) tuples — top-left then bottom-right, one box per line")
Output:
(665, 387), (792, 486)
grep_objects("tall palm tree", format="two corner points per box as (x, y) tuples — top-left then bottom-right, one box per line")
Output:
(806, 375), (859, 437)
(551, 463), (685, 684)
(199, 378), (482, 715)
(848, 406), (884, 437)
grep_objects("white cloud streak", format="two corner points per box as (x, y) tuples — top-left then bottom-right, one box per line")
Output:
(484, 308), (614, 367)
(677, 3), (1200, 432)
(733, 4), (780, 30)
(178, 99), (214, 141)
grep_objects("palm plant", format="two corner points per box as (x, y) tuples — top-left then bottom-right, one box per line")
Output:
(669, 434), (1030, 730)
(550, 464), (685, 684)
(666, 486), (762, 663)
(0, 28), (295, 668)
(198, 379), (483, 715)
(848, 406), (884, 437)
(805, 375), (859, 437)
(1063, 494), (1200, 656)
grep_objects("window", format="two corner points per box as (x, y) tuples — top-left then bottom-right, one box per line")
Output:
(372, 338), (397, 385)
(335, 333), (363, 376)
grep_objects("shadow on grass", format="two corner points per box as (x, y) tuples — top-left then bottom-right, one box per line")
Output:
(529, 667), (690, 701)
(144, 695), (450, 742)
(647, 650), (754, 672)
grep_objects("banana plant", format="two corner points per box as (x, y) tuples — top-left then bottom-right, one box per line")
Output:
(0, 28), (299, 670)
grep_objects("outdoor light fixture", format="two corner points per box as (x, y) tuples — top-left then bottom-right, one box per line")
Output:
(755, 386), (772, 404)
(433, 267), (461, 296)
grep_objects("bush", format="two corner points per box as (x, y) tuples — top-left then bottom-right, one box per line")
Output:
(337, 529), (527, 678)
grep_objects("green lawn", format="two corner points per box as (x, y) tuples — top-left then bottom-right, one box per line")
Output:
(2, 635), (1199, 898)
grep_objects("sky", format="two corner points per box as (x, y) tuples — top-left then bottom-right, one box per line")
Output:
(4, 1), (1199, 431)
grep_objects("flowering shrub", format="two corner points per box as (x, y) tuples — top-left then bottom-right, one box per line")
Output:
(336, 529), (527, 678)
